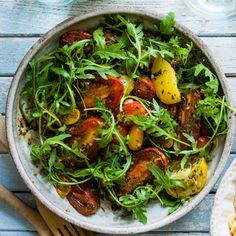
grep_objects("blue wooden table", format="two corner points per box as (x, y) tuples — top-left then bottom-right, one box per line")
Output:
(0, 0), (236, 235)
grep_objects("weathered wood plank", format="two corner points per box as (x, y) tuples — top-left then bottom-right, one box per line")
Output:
(0, 153), (29, 191)
(0, 0), (236, 36)
(0, 232), (209, 236)
(0, 232), (38, 236)
(212, 154), (235, 192)
(0, 193), (36, 231)
(1, 37), (236, 75)
(0, 190), (214, 233)
(0, 77), (11, 114)
(202, 37), (236, 76)
(0, 38), (38, 75)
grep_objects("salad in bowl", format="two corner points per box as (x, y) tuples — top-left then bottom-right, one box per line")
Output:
(8, 9), (233, 233)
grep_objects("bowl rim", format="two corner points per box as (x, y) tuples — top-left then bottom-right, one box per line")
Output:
(6, 7), (234, 234)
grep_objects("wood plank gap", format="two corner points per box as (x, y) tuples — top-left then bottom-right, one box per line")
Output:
(198, 34), (236, 37)
(0, 229), (36, 232)
(0, 34), (42, 38)
(225, 73), (236, 77)
(209, 190), (216, 194)
(12, 191), (31, 194)
(0, 74), (14, 77)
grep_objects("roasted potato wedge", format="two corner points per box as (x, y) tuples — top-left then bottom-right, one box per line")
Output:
(166, 157), (208, 198)
(151, 57), (181, 105)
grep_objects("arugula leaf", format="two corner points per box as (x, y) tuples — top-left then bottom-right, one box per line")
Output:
(182, 133), (197, 149)
(160, 12), (175, 35)
(92, 41), (128, 62)
(117, 15), (143, 77)
(149, 36), (192, 64)
(160, 192), (188, 214)
(132, 207), (147, 224)
(147, 164), (187, 190)
(93, 27), (106, 49)
(197, 96), (229, 135)
(194, 63), (219, 95)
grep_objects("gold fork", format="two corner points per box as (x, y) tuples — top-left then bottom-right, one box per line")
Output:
(36, 200), (96, 236)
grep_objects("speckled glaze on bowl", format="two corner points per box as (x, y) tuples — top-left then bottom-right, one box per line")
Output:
(6, 8), (234, 234)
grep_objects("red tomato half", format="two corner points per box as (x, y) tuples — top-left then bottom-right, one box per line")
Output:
(133, 77), (155, 101)
(197, 136), (209, 148)
(123, 99), (147, 118)
(113, 125), (129, 145)
(60, 30), (92, 45)
(133, 147), (168, 171)
(67, 117), (104, 159)
(67, 183), (100, 216)
(118, 147), (168, 195)
(82, 75), (124, 110)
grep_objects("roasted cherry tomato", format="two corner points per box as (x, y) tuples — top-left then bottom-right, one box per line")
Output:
(197, 136), (209, 148)
(163, 139), (174, 149)
(118, 147), (168, 195)
(128, 125), (144, 151)
(67, 117), (104, 159)
(177, 89), (202, 150)
(62, 109), (80, 125)
(159, 102), (178, 117)
(67, 183), (100, 216)
(133, 77), (155, 101)
(55, 175), (71, 198)
(113, 125), (129, 145)
(133, 147), (168, 171)
(104, 30), (118, 44)
(60, 30), (92, 45)
(123, 99), (147, 118)
(196, 122), (211, 148)
(82, 75), (124, 111)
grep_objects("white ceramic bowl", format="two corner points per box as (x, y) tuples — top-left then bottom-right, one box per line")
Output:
(6, 8), (234, 234)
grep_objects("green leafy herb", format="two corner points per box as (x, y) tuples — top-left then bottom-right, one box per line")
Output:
(147, 164), (187, 190)
(160, 12), (175, 35)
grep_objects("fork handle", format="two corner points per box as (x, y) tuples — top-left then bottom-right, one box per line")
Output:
(0, 184), (52, 236)
(0, 115), (8, 153)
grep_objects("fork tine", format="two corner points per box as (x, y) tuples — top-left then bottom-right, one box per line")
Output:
(72, 224), (88, 236)
(84, 229), (96, 236)
(65, 224), (80, 236)
(57, 226), (68, 236)
(36, 200), (96, 236)
(73, 225), (96, 236)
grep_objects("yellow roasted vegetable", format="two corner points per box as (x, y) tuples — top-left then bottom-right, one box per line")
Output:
(62, 109), (80, 125)
(166, 157), (208, 198)
(128, 125), (144, 151)
(120, 75), (134, 95)
(151, 57), (181, 105)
